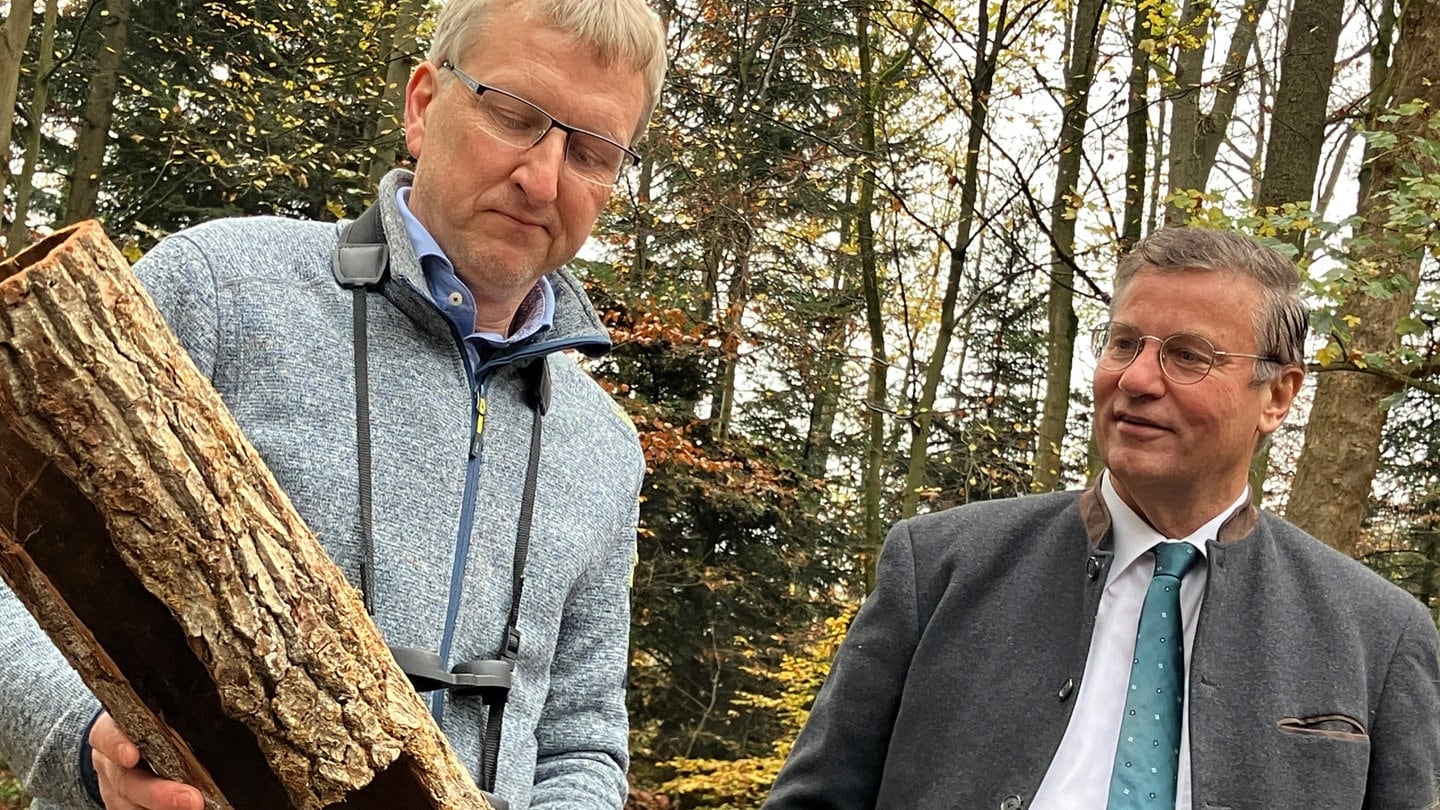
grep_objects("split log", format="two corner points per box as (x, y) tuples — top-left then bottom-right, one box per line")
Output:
(0, 222), (490, 810)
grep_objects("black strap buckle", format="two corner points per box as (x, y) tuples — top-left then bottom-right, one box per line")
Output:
(388, 645), (513, 703)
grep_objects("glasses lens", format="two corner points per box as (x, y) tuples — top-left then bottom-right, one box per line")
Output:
(1159, 334), (1216, 383)
(566, 132), (629, 185)
(476, 91), (551, 148)
(1093, 323), (1141, 370)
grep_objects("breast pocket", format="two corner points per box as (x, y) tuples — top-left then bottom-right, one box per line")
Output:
(1269, 714), (1370, 807)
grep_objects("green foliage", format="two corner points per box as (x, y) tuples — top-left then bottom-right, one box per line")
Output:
(656, 608), (854, 809)
(586, 278), (855, 779)
(9, 0), (422, 247)
(1365, 393), (1440, 621)
(1165, 100), (1440, 390)
(0, 763), (29, 810)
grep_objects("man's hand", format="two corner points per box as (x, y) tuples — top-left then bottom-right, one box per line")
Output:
(89, 712), (204, 810)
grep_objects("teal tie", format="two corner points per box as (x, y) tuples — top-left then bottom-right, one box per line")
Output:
(1108, 542), (1200, 808)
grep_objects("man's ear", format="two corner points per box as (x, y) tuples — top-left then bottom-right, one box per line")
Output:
(404, 61), (441, 161)
(1258, 364), (1305, 435)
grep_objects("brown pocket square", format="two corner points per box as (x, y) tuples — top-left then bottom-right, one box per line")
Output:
(1276, 713), (1369, 741)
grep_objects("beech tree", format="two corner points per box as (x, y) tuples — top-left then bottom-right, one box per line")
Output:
(1286, 0), (1440, 555)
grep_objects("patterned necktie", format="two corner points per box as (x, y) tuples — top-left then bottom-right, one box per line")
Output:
(1108, 541), (1201, 808)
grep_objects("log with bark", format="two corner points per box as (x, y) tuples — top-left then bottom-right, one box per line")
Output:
(0, 221), (490, 810)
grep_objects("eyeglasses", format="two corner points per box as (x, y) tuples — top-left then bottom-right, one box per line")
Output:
(1090, 322), (1284, 385)
(442, 62), (639, 187)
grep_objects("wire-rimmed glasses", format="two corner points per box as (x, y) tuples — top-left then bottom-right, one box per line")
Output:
(442, 61), (639, 187)
(1090, 321), (1283, 385)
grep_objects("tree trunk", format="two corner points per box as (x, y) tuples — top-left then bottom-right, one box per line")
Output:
(1255, 0), (1344, 212)
(1163, 0), (1268, 221)
(1032, 0), (1107, 492)
(5, 0), (60, 256)
(898, 0), (1016, 517)
(0, 222), (489, 810)
(365, 0), (426, 188)
(857, 3), (888, 589)
(64, 0), (133, 224)
(0, 0), (36, 203)
(1285, 0), (1439, 555)
(1121, 0), (1149, 250)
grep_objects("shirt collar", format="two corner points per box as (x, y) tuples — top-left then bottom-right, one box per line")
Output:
(394, 187), (555, 344)
(1099, 471), (1249, 581)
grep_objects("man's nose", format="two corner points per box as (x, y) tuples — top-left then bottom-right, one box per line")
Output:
(1118, 338), (1168, 393)
(513, 128), (566, 202)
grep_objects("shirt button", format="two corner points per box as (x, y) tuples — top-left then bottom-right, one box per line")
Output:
(448, 291), (463, 307)
(1000, 796), (1023, 810)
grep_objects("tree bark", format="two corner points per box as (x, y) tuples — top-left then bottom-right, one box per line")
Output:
(856, 2), (888, 589)
(365, 0), (426, 188)
(0, 222), (489, 810)
(5, 0), (60, 257)
(1121, 0), (1149, 250)
(1032, 0), (1107, 492)
(0, 0), (36, 204)
(1255, 0), (1344, 212)
(1163, 0), (1268, 222)
(64, 0), (133, 224)
(1285, 0), (1439, 555)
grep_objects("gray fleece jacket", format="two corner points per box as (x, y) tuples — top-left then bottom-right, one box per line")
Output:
(0, 170), (644, 810)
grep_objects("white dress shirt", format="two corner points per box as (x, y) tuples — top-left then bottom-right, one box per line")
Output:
(1030, 473), (1249, 809)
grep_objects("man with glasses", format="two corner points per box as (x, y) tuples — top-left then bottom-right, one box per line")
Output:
(0, 2), (667, 809)
(765, 227), (1440, 809)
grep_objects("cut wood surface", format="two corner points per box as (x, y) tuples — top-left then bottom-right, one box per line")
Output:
(0, 222), (489, 810)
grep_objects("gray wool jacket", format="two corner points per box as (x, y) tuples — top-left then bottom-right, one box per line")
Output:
(765, 488), (1440, 810)
(0, 170), (645, 810)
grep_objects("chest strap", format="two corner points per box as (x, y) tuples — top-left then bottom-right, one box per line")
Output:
(333, 204), (546, 801)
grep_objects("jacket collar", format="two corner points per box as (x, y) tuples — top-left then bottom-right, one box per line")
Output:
(1079, 483), (1261, 549)
(374, 169), (613, 358)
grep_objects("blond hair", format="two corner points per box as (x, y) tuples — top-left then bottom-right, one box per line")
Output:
(427, 0), (668, 143)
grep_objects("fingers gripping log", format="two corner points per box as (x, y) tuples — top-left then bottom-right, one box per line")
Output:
(0, 222), (490, 810)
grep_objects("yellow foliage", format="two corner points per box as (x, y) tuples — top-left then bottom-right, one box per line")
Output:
(658, 607), (856, 808)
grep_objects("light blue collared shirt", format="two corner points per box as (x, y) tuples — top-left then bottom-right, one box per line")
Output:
(395, 188), (555, 370)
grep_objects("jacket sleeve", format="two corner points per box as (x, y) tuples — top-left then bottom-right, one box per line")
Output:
(763, 520), (922, 810)
(0, 586), (104, 808)
(528, 455), (644, 810)
(1363, 599), (1440, 809)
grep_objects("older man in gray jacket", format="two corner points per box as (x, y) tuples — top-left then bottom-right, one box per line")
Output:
(0, 1), (668, 809)
(765, 228), (1440, 809)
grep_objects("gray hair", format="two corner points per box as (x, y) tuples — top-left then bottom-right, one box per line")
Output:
(427, 0), (669, 144)
(1113, 226), (1309, 383)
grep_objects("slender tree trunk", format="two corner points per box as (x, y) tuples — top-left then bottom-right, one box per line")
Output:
(802, 192), (855, 480)
(857, 4), (889, 590)
(0, 0), (36, 204)
(898, 0), (1009, 518)
(1164, 0), (1268, 221)
(6, 0), (60, 256)
(1285, 0), (1437, 555)
(365, 0), (425, 188)
(1162, 0), (1214, 222)
(64, 0), (134, 224)
(1121, 0), (1150, 250)
(710, 241), (750, 442)
(1032, 0), (1107, 492)
(1255, 0), (1344, 212)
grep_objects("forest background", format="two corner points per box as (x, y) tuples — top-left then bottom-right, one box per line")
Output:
(1, 0), (1438, 806)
